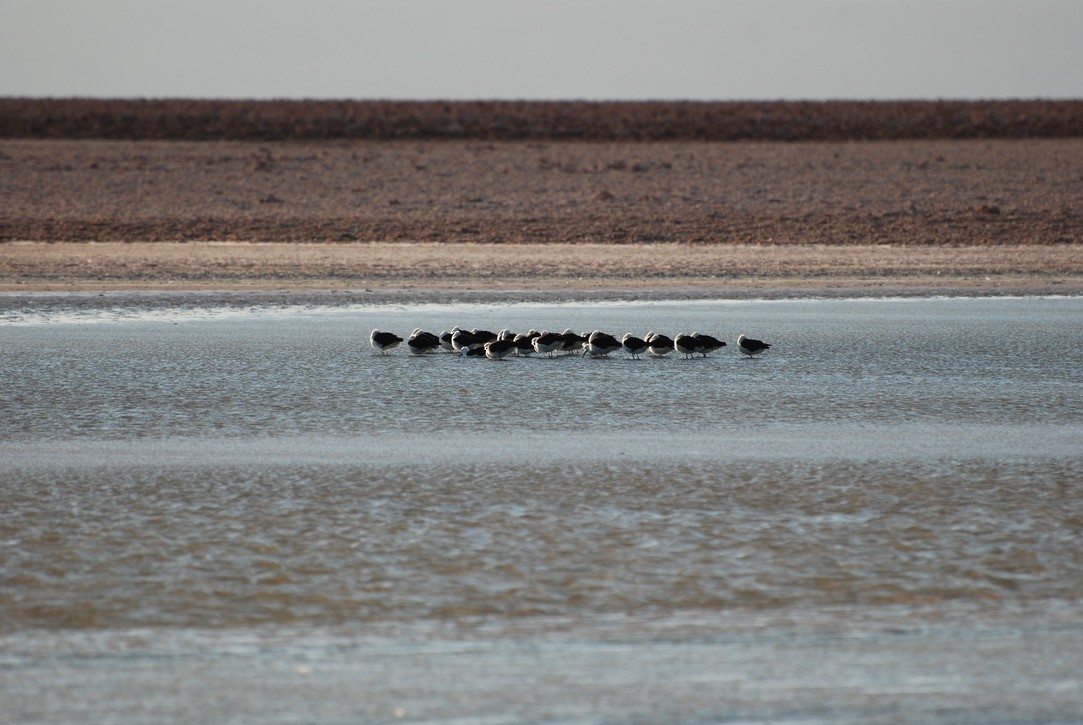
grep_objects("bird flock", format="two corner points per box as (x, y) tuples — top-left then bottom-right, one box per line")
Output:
(370, 327), (771, 359)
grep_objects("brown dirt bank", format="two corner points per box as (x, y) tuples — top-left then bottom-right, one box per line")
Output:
(3, 99), (1082, 141)
(3, 138), (1081, 246)
(2, 242), (1080, 300)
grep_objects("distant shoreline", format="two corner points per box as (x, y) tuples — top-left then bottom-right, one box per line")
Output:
(3, 110), (1079, 298)
(2, 98), (1082, 141)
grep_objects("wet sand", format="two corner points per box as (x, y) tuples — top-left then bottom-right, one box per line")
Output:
(1, 241), (1080, 304)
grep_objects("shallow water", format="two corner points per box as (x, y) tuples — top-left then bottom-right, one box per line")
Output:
(2, 297), (1082, 723)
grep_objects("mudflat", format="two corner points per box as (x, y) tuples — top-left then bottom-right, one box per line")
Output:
(2, 136), (1080, 299)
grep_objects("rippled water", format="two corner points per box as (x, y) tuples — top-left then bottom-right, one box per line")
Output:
(2, 296), (1082, 723)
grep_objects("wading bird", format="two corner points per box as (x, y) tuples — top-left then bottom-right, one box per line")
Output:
(736, 334), (771, 357)
(370, 329), (403, 354)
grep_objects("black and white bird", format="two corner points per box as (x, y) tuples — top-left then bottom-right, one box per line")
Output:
(450, 328), (472, 352)
(438, 330), (456, 353)
(646, 332), (675, 356)
(532, 331), (565, 357)
(560, 329), (588, 355)
(369, 329), (403, 354)
(451, 328), (488, 352)
(584, 331), (622, 357)
(692, 332), (727, 356)
(673, 333), (704, 358)
(451, 328), (497, 352)
(513, 330), (540, 356)
(406, 328), (441, 355)
(621, 333), (649, 359)
(484, 338), (518, 360)
(736, 334), (771, 357)
(471, 328), (497, 345)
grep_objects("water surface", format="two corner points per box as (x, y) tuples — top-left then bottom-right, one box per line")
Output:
(2, 297), (1081, 723)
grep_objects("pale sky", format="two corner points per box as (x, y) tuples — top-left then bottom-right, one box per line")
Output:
(2, 0), (1081, 100)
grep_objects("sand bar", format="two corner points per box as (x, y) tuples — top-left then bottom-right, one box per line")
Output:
(2, 241), (1080, 305)
(2, 136), (1080, 304)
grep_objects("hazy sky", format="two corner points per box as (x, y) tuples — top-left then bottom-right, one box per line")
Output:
(2, 0), (1081, 100)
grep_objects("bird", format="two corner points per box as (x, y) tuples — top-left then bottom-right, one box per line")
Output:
(513, 330), (540, 356)
(673, 333), (704, 358)
(484, 338), (518, 360)
(692, 332), (726, 356)
(471, 328), (497, 345)
(584, 331), (622, 357)
(559, 329), (588, 355)
(621, 333), (649, 359)
(646, 332), (675, 356)
(371, 324), (757, 360)
(451, 327), (497, 352)
(406, 329), (441, 355)
(369, 329), (403, 354)
(451, 328), (483, 352)
(532, 331), (565, 357)
(736, 334), (771, 357)
(449, 329), (470, 352)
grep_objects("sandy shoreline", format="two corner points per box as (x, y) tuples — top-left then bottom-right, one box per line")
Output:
(2, 241), (1080, 307)
(2, 136), (1079, 306)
